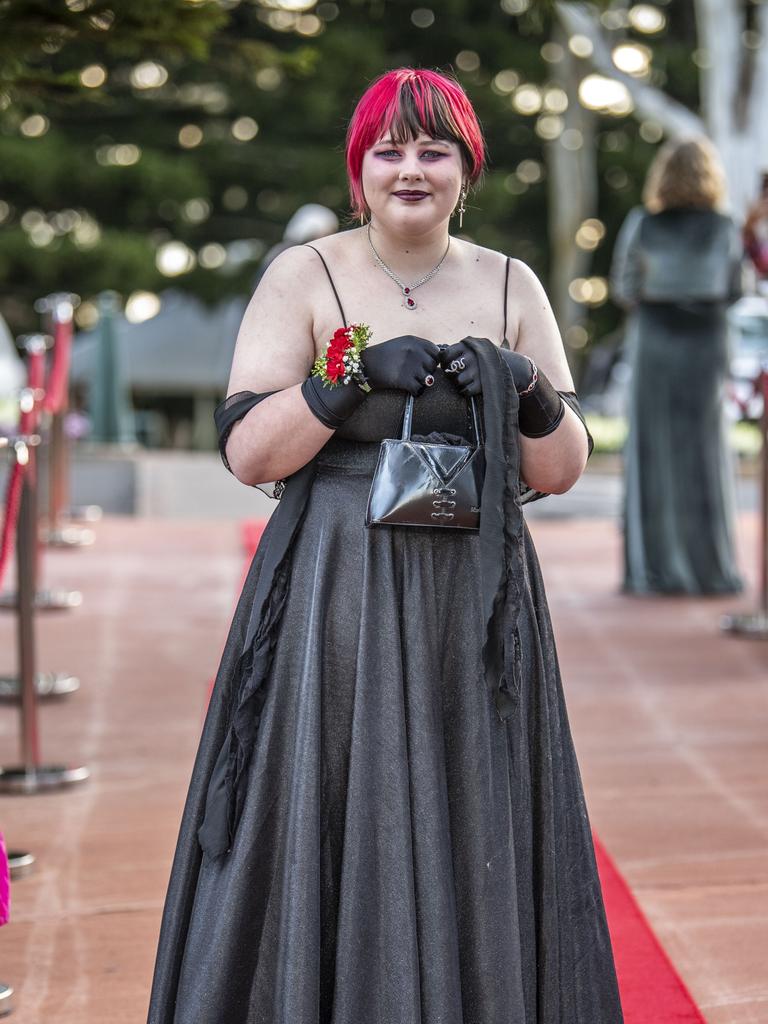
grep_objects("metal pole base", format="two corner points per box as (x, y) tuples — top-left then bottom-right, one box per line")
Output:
(0, 764), (90, 794)
(0, 983), (13, 1017)
(720, 611), (768, 638)
(67, 504), (102, 523)
(42, 525), (95, 548)
(0, 672), (80, 700)
(7, 850), (35, 880)
(0, 588), (82, 611)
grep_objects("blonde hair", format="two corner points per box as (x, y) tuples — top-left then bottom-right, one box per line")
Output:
(643, 137), (727, 213)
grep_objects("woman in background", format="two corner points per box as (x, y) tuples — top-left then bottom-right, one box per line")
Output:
(611, 137), (743, 595)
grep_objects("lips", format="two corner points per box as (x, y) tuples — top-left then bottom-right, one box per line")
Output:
(393, 190), (430, 201)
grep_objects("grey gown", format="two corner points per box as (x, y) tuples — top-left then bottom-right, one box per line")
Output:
(147, 265), (623, 1023)
(611, 206), (743, 594)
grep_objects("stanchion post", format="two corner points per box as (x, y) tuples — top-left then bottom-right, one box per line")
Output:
(36, 292), (98, 545)
(722, 364), (768, 637)
(0, 429), (79, 706)
(0, 333), (83, 612)
(17, 436), (41, 772)
(0, 368), (87, 790)
(0, 430), (89, 792)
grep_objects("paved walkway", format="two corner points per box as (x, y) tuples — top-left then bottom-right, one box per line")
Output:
(0, 514), (765, 1023)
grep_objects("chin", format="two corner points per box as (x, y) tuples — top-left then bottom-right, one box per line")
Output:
(381, 203), (450, 233)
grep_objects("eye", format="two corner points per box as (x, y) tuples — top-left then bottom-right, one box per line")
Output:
(376, 149), (400, 158)
(421, 150), (446, 159)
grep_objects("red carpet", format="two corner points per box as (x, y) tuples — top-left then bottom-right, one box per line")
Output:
(237, 520), (706, 1023)
(594, 837), (706, 1022)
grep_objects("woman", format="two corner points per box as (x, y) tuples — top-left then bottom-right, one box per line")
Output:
(148, 68), (623, 1023)
(611, 137), (743, 595)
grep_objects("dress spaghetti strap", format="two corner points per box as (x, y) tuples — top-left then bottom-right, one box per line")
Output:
(304, 244), (347, 327)
(501, 256), (511, 349)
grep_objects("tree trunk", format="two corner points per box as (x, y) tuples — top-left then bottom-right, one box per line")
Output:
(694, 0), (768, 217)
(555, 0), (768, 218)
(546, 25), (598, 365)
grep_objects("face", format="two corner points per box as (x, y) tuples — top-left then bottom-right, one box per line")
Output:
(360, 131), (465, 233)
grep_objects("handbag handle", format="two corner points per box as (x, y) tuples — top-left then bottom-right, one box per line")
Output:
(401, 391), (483, 445)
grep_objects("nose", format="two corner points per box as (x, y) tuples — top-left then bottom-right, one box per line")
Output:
(398, 156), (424, 181)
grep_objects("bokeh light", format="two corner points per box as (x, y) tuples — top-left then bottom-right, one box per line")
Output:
(125, 291), (161, 323)
(568, 35), (594, 59)
(80, 64), (107, 88)
(493, 70), (520, 94)
(231, 116), (259, 141)
(411, 8), (435, 27)
(456, 51), (480, 72)
(541, 42), (564, 64)
(543, 87), (569, 114)
(130, 62), (169, 90)
(199, 243), (227, 269)
(178, 124), (204, 148)
(575, 218), (606, 251)
(20, 115), (49, 138)
(535, 115), (564, 141)
(568, 277), (609, 306)
(628, 4), (666, 34)
(579, 75), (634, 115)
(612, 43), (652, 77)
(517, 159), (544, 184)
(512, 85), (542, 115)
(156, 241), (196, 277)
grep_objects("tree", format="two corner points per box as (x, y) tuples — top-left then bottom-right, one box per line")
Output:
(1, 0), (722, 370)
(1, 1), (578, 336)
(554, 0), (768, 230)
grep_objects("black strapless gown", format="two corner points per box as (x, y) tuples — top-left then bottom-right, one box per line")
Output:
(147, 372), (623, 1023)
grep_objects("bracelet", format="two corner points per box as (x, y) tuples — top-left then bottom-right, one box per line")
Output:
(518, 356), (538, 396)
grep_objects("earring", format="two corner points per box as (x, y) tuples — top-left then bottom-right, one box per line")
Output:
(458, 184), (467, 229)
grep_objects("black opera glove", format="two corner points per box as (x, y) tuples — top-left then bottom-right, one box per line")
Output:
(301, 374), (369, 430)
(440, 338), (565, 438)
(360, 335), (441, 396)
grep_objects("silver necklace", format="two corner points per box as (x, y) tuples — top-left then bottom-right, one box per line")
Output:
(367, 224), (450, 310)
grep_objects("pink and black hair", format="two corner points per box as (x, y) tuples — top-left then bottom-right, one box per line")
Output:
(345, 68), (487, 218)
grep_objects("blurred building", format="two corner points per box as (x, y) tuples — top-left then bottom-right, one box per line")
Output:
(70, 289), (247, 449)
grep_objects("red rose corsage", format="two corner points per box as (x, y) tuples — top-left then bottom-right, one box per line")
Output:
(311, 323), (372, 392)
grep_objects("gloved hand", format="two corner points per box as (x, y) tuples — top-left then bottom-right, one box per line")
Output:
(301, 334), (442, 430)
(361, 335), (441, 396)
(440, 337), (565, 438)
(439, 338), (535, 396)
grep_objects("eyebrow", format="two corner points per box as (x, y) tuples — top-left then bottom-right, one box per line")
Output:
(376, 137), (451, 147)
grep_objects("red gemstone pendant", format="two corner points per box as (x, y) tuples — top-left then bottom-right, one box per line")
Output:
(404, 287), (410, 294)
(406, 297), (416, 308)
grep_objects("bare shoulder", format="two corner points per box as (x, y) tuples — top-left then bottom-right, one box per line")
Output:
(294, 227), (363, 267)
(227, 245), (321, 392)
(452, 237), (507, 275)
(243, 242), (332, 323)
(506, 258), (548, 300)
(258, 242), (326, 289)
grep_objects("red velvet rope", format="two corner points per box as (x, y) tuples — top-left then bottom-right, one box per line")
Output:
(0, 349), (46, 588)
(43, 315), (72, 415)
(0, 462), (23, 591)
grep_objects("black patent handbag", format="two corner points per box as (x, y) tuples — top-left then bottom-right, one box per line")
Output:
(365, 392), (485, 530)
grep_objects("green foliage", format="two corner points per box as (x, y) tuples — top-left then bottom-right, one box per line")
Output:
(0, 0), (226, 99)
(0, 0), (701, 351)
